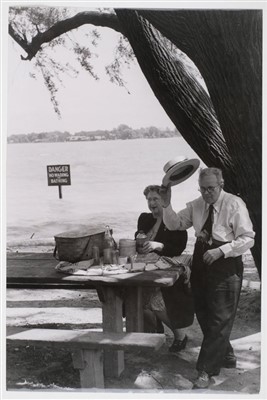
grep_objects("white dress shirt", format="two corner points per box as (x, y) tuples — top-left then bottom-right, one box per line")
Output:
(163, 190), (255, 258)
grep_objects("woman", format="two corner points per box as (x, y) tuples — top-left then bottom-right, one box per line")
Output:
(135, 185), (194, 352)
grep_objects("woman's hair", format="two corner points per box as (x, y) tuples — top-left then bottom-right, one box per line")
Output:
(199, 167), (224, 185)
(143, 185), (161, 197)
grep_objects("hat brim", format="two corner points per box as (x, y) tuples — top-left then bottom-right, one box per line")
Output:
(162, 158), (200, 187)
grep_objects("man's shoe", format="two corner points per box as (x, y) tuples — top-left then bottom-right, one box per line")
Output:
(223, 352), (237, 368)
(193, 371), (211, 389)
(169, 335), (188, 353)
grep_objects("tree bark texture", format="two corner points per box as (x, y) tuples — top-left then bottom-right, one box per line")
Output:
(136, 9), (262, 276)
(115, 9), (236, 189)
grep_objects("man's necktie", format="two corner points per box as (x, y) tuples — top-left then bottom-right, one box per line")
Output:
(201, 204), (214, 241)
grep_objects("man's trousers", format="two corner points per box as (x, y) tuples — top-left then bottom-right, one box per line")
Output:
(191, 239), (243, 375)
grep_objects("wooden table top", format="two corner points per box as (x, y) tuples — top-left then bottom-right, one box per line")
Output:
(7, 252), (182, 288)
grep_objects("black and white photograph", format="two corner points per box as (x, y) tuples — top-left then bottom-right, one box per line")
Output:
(1, 1), (265, 398)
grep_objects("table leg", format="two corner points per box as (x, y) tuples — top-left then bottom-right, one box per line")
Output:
(72, 349), (104, 388)
(125, 286), (144, 332)
(99, 286), (124, 378)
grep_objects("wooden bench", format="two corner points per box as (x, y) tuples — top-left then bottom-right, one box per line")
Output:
(7, 328), (165, 388)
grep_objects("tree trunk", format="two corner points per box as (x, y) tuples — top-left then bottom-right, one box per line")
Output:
(135, 9), (262, 276)
(115, 9), (236, 188)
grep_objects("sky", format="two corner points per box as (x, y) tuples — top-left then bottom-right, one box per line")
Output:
(6, 6), (176, 136)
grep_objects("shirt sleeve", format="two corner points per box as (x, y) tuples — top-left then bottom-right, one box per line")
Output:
(219, 199), (255, 258)
(163, 204), (193, 231)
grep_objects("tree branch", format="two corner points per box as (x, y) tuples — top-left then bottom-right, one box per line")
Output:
(8, 24), (31, 59)
(9, 10), (124, 60)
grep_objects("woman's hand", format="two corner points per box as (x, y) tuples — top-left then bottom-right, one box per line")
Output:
(159, 184), (172, 208)
(140, 241), (164, 254)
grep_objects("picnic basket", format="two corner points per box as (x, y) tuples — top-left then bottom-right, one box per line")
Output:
(54, 226), (105, 263)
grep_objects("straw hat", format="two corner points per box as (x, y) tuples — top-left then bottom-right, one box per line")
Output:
(162, 156), (200, 187)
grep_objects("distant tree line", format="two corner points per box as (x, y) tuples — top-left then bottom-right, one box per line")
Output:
(7, 124), (180, 143)
(7, 131), (71, 143)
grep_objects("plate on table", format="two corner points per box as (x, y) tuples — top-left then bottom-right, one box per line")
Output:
(102, 265), (129, 275)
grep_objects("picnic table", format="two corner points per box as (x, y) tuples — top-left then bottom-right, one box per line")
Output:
(7, 252), (184, 377)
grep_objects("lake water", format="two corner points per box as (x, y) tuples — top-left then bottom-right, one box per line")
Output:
(6, 137), (204, 250)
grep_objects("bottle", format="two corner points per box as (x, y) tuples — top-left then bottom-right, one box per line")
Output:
(92, 245), (100, 265)
(110, 228), (118, 250)
(103, 225), (115, 264)
(112, 249), (119, 265)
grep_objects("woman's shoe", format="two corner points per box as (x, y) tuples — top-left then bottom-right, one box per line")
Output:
(223, 352), (237, 368)
(169, 335), (188, 352)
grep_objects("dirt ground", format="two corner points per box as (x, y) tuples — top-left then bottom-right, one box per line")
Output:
(5, 254), (261, 395)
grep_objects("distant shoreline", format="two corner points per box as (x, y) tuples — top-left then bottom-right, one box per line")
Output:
(7, 126), (180, 144)
(7, 137), (178, 144)
(7, 135), (180, 144)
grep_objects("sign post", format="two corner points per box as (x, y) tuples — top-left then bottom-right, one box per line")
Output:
(47, 165), (71, 199)
(58, 185), (62, 199)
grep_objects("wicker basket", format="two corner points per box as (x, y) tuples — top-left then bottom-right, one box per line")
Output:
(54, 226), (105, 263)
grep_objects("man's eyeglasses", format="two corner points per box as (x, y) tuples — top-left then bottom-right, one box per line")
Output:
(198, 184), (221, 194)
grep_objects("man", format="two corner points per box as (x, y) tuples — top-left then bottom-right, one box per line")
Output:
(159, 167), (255, 389)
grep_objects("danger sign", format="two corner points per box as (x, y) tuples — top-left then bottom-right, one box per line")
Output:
(47, 164), (71, 199)
(47, 165), (71, 186)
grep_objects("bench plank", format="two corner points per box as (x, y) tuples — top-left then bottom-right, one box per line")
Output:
(7, 327), (165, 389)
(7, 329), (165, 351)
